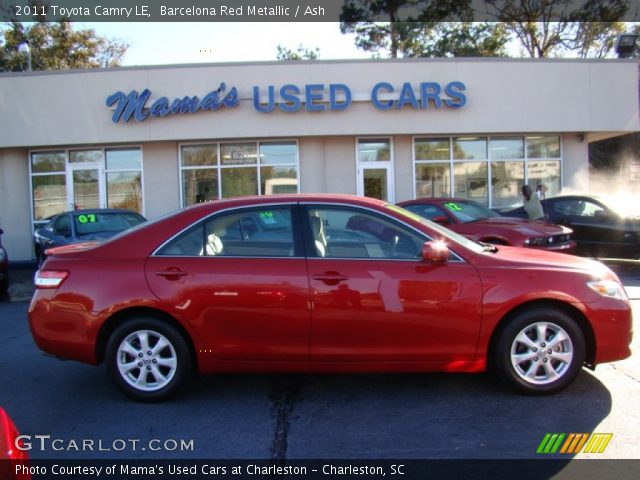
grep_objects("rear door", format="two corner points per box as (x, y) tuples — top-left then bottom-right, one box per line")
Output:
(145, 204), (312, 361)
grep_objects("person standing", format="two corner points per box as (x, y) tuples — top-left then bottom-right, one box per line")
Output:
(522, 185), (545, 221)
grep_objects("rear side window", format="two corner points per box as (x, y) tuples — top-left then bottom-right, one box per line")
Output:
(157, 206), (296, 257)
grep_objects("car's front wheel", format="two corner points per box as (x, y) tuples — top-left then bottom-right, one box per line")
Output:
(493, 307), (585, 394)
(105, 318), (191, 402)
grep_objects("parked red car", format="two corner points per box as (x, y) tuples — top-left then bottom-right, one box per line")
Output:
(29, 195), (631, 401)
(397, 198), (576, 252)
(0, 407), (30, 479)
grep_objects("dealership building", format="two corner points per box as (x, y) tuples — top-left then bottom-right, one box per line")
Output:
(0, 58), (638, 262)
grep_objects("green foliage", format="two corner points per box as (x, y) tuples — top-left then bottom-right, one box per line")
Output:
(276, 44), (320, 61)
(0, 20), (128, 72)
(340, 0), (633, 58)
(486, 0), (629, 57)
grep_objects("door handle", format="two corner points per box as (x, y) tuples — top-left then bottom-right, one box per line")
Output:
(312, 272), (348, 284)
(156, 269), (188, 279)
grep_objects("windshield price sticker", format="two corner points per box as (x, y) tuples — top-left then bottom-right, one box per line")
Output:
(444, 202), (463, 212)
(259, 211), (277, 224)
(76, 214), (97, 224)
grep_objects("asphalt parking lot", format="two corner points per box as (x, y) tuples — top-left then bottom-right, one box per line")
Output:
(0, 265), (638, 466)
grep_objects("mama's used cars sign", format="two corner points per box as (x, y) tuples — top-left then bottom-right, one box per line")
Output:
(106, 81), (466, 124)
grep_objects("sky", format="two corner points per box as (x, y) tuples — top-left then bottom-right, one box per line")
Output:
(79, 22), (371, 66)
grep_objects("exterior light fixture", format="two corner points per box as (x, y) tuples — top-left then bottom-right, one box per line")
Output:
(615, 34), (638, 58)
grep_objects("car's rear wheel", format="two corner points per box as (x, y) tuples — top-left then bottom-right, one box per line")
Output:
(106, 318), (191, 402)
(493, 307), (585, 394)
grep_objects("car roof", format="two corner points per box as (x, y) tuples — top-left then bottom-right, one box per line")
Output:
(398, 197), (482, 206)
(183, 194), (389, 211)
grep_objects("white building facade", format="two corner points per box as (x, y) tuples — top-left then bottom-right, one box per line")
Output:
(0, 58), (638, 261)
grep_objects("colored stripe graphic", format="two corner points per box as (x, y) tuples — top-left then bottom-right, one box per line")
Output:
(537, 433), (566, 454)
(538, 433), (613, 454)
(560, 433), (589, 454)
(583, 433), (613, 454)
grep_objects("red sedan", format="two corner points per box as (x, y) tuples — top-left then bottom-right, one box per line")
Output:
(0, 408), (30, 479)
(29, 195), (631, 401)
(397, 198), (576, 252)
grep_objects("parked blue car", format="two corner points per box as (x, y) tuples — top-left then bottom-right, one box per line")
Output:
(34, 209), (146, 267)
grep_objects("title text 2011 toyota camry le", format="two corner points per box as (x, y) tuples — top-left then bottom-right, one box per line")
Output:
(28, 195), (632, 401)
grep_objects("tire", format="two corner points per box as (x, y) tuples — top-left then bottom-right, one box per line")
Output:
(105, 318), (192, 402)
(492, 307), (585, 395)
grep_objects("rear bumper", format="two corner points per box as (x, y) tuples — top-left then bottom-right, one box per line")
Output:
(28, 292), (100, 365)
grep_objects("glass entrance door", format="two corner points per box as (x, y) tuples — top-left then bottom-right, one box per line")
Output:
(69, 166), (105, 210)
(358, 166), (392, 201)
(356, 138), (394, 202)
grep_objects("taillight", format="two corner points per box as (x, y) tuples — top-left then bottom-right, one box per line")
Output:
(34, 270), (69, 289)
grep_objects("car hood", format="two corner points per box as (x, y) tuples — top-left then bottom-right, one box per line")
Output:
(472, 244), (616, 278)
(464, 217), (570, 235)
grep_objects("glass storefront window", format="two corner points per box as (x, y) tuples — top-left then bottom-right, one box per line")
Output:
(31, 152), (65, 173)
(454, 162), (489, 205)
(415, 138), (450, 161)
(69, 150), (102, 164)
(259, 142), (297, 165)
(106, 148), (141, 170)
(415, 163), (451, 198)
(180, 141), (299, 205)
(182, 169), (218, 206)
(527, 160), (561, 198)
(490, 137), (524, 160)
(261, 166), (298, 194)
(106, 171), (142, 211)
(32, 174), (67, 220)
(182, 145), (217, 167)
(358, 139), (390, 162)
(453, 137), (487, 160)
(221, 167), (258, 198)
(526, 136), (561, 158)
(491, 161), (524, 208)
(221, 143), (258, 166)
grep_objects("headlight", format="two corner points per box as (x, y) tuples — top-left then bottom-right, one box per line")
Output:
(587, 280), (628, 300)
(524, 237), (549, 246)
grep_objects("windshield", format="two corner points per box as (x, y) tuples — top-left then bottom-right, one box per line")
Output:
(441, 200), (500, 223)
(73, 212), (146, 236)
(386, 204), (484, 254)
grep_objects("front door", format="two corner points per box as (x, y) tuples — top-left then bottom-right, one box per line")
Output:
(356, 138), (394, 202)
(303, 205), (483, 363)
(68, 166), (104, 210)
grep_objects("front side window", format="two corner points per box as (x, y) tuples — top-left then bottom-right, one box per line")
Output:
(157, 206), (295, 257)
(306, 206), (424, 260)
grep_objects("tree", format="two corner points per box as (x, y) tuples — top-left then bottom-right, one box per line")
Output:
(276, 44), (320, 61)
(398, 22), (510, 57)
(486, 0), (629, 58)
(0, 20), (128, 72)
(340, 1), (508, 58)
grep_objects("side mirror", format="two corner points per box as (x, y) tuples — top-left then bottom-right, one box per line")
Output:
(421, 241), (450, 263)
(432, 216), (449, 226)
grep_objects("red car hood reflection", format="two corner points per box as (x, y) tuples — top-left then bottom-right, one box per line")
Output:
(468, 217), (571, 235)
(46, 241), (101, 256)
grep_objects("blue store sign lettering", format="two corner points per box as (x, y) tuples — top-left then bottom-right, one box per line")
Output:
(106, 81), (466, 123)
